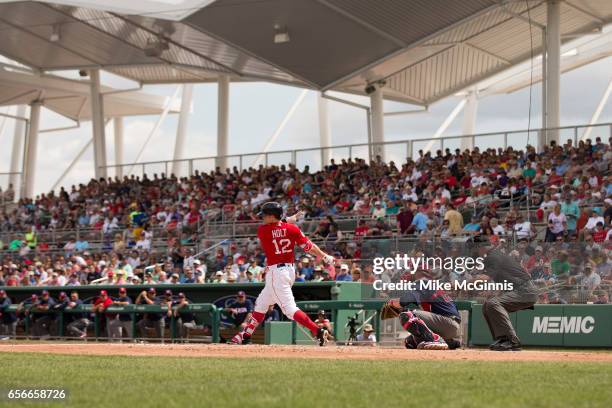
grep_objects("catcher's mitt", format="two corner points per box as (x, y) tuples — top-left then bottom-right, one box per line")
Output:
(380, 300), (402, 320)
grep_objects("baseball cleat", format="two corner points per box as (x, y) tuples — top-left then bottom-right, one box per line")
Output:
(488, 337), (508, 350)
(446, 339), (461, 350)
(316, 328), (331, 346)
(490, 339), (521, 351)
(229, 333), (244, 345)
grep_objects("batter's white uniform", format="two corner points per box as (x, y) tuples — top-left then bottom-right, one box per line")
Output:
(255, 221), (312, 320)
(254, 263), (298, 318)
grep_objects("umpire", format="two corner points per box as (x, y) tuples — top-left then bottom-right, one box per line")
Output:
(479, 247), (538, 351)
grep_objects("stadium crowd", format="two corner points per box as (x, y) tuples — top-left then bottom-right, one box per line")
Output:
(0, 136), (610, 306)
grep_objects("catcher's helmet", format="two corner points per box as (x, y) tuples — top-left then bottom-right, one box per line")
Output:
(258, 201), (283, 219)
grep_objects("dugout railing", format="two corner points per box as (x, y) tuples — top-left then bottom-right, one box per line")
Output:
(5, 303), (221, 343)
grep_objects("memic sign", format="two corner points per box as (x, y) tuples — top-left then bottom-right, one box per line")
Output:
(532, 316), (595, 334)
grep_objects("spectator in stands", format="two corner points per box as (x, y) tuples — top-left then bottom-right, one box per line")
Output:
(371, 201), (386, 218)
(311, 266), (324, 282)
(594, 291), (609, 304)
(354, 219), (370, 239)
(546, 205), (567, 242)
(551, 251), (571, 281)
(356, 323), (376, 347)
(490, 218), (506, 236)
(211, 271), (226, 283)
(463, 216), (481, 236)
(335, 264), (352, 282)
(396, 201), (414, 235)
(443, 203), (463, 235)
(370, 217), (393, 237)
(573, 263), (601, 292)
(513, 213), (536, 240)
(410, 207), (429, 234)
(296, 258), (313, 281)
(583, 208), (605, 237)
(561, 193), (580, 236)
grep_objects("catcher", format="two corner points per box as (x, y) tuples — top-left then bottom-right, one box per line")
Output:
(381, 284), (462, 350)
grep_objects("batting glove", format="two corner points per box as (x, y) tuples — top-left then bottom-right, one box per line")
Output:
(322, 254), (335, 265)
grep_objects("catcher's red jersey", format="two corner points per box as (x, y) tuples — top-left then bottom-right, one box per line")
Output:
(258, 221), (312, 265)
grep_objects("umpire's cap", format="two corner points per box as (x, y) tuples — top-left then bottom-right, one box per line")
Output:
(258, 201), (283, 219)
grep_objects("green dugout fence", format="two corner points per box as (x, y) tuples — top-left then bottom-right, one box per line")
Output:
(6, 303), (221, 343)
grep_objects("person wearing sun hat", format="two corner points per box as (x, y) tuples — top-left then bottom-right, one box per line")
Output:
(355, 324), (377, 346)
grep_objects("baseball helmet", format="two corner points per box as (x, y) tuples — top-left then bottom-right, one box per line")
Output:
(258, 202), (283, 219)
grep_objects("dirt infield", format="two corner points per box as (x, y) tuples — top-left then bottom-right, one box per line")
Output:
(0, 343), (611, 362)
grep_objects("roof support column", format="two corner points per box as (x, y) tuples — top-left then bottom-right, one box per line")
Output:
(318, 92), (332, 167)
(461, 88), (478, 151)
(370, 85), (385, 162)
(10, 105), (27, 194)
(546, 0), (561, 146)
(540, 27), (548, 152)
(23, 102), (41, 198)
(172, 84), (194, 177)
(113, 117), (124, 179)
(90, 69), (107, 179)
(216, 75), (229, 171)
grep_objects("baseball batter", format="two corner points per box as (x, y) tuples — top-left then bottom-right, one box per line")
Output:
(231, 202), (335, 346)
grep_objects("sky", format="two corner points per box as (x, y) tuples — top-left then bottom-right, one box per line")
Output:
(0, 55), (611, 197)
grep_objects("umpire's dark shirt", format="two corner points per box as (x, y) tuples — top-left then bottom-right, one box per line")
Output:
(482, 250), (531, 286)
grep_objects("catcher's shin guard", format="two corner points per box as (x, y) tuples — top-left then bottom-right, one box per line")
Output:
(399, 311), (435, 343)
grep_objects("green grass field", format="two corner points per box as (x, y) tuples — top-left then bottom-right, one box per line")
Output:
(1, 352), (611, 408)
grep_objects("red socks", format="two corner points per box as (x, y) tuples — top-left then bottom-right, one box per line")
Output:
(293, 310), (320, 336)
(233, 310), (320, 343)
(243, 311), (265, 337)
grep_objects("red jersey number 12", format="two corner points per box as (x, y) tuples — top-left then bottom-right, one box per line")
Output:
(272, 238), (292, 254)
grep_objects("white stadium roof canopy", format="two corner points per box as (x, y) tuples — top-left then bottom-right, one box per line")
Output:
(0, 64), (181, 120)
(0, 0), (610, 106)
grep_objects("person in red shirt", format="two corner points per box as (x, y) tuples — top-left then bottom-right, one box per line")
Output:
(354, 219), (370, 239)
(592, 221), (607, 243)
(230, 202), (336, 346)
(93, 290), (113, 338)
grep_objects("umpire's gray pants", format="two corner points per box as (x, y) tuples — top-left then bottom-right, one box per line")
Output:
(482, 281), (538, 343)
(108, 318), (133, 340)
(0, 322), (17, 337)
(414, 310), (460, 342)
